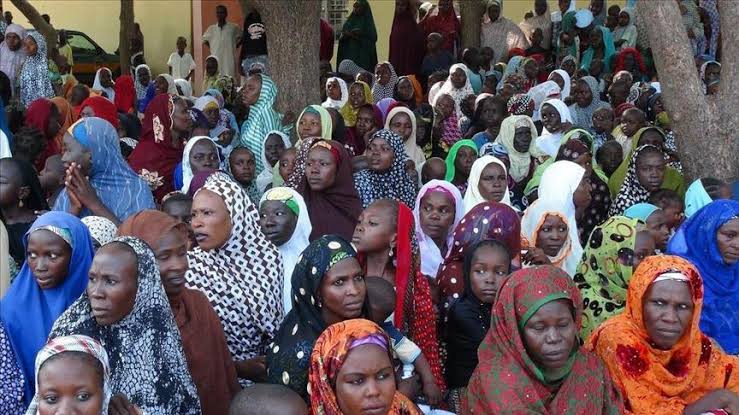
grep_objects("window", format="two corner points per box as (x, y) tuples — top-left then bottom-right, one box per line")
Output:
(67, 33), (97, 56)
(322, 0), (348, 39)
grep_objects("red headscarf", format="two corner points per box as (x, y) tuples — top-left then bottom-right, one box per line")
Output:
(113, 74), (136, 114)
(24, 98), (60, 171)
(613, 47), (648, 75)
(80, 96), (119, 128)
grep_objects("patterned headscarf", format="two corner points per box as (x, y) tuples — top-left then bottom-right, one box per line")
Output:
(49, 236), (202, 414)
(608, 144), (662, 216)
(238, 74), (285, 175)
(186, 172), (283, 369)
(574, 216), (643, 339)
(133, 64), (152, 101)
(370, 61), (399, 103)
(308, 319), (421, 415)
(568, 76), (610, 134)
(507, 93), (534, 116)
(81, 216), (118, 247)
(463, 265), (624, 414)
(439, 63), (475, 119)
(353, 129), (417, 208)
(19, 31), (54, 108)
(26, 335), (112, 415)
(586, 255), (739, 413)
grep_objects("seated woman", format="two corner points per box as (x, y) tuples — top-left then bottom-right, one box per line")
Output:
(413, 180), (464, 281)
(49, 236), (202, 413)
(520, 197), (582, 276)
(118, 210), (241, 414)
(344, 102), (381, 156)
(535, 99), (573, 157)
(445, 239), (512, 412)
(437, 201), (521, 300)
(238, 73), (285, 177)
(79, 95), (120, 130)
(684, 177), (733, 218)
(187, 172), (283, 386)
(177, 136), (221, 193)
(667, 200), (739, 355)
(258, 187), (312, 313)
(286, 138), (362, 241)
(295, 104), (333, 142)
(463, 265), (624, 413)
(1, 212), (94, 407)
(339, 81), (372, 128)
(352, 199), (444, 391)
(574, 216), (656, 339)
(568, 76), (611, 134)
(54, 117), (155, 223)
(443, 139), (477, 194)
(495, 114), (542, 209)
(624, 202), (671, 252)
(385, 106), (425, 170)
(354, 129), (417, 209)
(587, 255), (739, 414)
(254, 130), (290, 194)
(308, 319), (421, 414)
(24, 98), (63, 170)
(463, 155), (514, 212)
(266, 235), (367, 400)
(322, 76), (349, 110)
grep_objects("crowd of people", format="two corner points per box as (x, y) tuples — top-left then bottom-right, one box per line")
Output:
(1, 0), (738, 414)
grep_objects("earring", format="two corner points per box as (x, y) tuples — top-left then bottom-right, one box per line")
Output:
(389, 247), (394, 257)
(18, 200), (23, 208)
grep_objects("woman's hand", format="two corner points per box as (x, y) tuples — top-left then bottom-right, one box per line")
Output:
(65, 162), (101, 211)
(236, 356), (267, 382)
(108, 394), (143, 415)
(396, 372), (421, 401)
(522, 247), (552, 266)
(422, 380), (442, 406)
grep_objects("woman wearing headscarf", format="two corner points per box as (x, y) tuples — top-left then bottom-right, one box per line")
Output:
(444, 139), (478, 194)
(587, 255), (739, 413)
(337, 0), (378, 73)
(239, 73), (285, 176)
(24, 98), (62, 171)
(612, 8), (637, 50)
(118, 210), (240, 414)
(266, 235), (367, 399)
(0, 24), (27, 94)
(258, 187), (312, 313)
(287, 138), (363, 241)
(322, 77), (349, 110)
(371, 62), (400, 104)
(354, 129), (417, 209)
(527, 81), (561, 122)
(308, 319), (422, 415)
(49, 236), (202, 413)
(495, 114), (542, 208)
(295, 104), (333, 142)
(480, 0), (530, 65)
(179, 136), (222, 193)
(128, 94), (190, 202)
(55, 117), (155, 222)
(340, 80), (373, 128)
(574, 215), (656, 339)
(667, 200), (739, 355)
(579, 25), (616, 73)
(569, 76), (610, 134)
(0, 212), (95, 406)
(462, 266), (624, 414)
(535, 99), (574, 157)
(252, 130), (290, 194)
(389, 0), (424, 77)
(413, 179), (464, 279)
(547, 69), (571, 100)
(437, 201), (521, 299)
(92, 67), (115, 102)
(463, 155), (514, 212)
(134, 64), (153, 113)
(385, 106), (426, 170)
(684, 177), (731, 218)
(81, 215), (118, 248)
(438, 63), (474, 119)
(19, 31), (54, 109)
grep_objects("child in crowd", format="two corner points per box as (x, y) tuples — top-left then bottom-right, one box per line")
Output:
(433, 93), (461, 155)
(167, 36), (196, 81)
(592, 106), (615, 151)
(366, 276), (442, 406)
(606, 4), (621, 31)
(38, 154), (66, 207)
(420, 157), (446, 185)
(161, 192), (195, 247)
(229, 384), (308, 415)
(650, 189), (685, 233)
(422, 32), (455, 82)
(595, 140), (623, 178)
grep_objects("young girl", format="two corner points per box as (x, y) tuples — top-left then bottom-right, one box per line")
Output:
(228, 147), (261, 201)
(444, 140), (478, 194)
(433, 93), (462, 155)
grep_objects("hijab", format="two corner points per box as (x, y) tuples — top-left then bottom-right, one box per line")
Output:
(255, 129), (291, 193)
(339, 80), (372, 127)
(81, 216), (118, 247)
(521, 198), (582, 276)
(580, 26), (616, 72)
(439, 63), (475, 119)
(384, 106), (425, 169)
(0, 24), (26, 90)
(175, 78), (193, 100)
(238, 74), (285, 176)
(536, 99), (575, 157)
(1, 212), (95, 406)
(354, 129), (417, 208)
(92, 68), (115, 102)
(180, 136), (222, 193)
(463, 265), (624, 414)
(322, 76), (348, 109)
(80, 95), (119, 128)
(370, 62), (399, 104)
(568, 76), (610, 134)
(684, 178), (714, 218)
(134, 64), (152, 101)
(586, 255), (739, 413)
(667, 200), (739, 354)
(413, 180), (464, 278)
(336, 0), (378, 72)
(495, 114), (540, 183)
(527, 81), (562, 121)
(54, 118), (156, 221)
(464, 155), (513, 212)
(444, 139), (478, 182)
(608, 144), (661, 216)
(19, 31), (54, 108)
(259, 187), (312, 314)
(296, 104), (333, 141)
(548, 69), (571, 98)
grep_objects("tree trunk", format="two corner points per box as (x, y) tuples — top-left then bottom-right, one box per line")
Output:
(245, 0), (321, 122)
(459, 0), (485, 51)
(10, 0), (55, 55)
(637, 0), (738, 182)
(119, 0), (134, 76)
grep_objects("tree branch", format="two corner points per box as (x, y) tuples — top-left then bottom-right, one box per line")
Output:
(10, 0), (56, 55)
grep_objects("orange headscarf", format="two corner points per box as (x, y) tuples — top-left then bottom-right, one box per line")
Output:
(308, 319), (421, 415)
(51, 97), (74, 149)
(586, 255), (739, 414)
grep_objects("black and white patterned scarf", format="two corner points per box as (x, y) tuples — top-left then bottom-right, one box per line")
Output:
(608, 144), (660, 216)
(49, 236), (202, 415)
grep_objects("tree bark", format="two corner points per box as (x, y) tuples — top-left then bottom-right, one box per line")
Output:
(119, 0), (134, 75)
(9, 0), (55, 55)
(245, 0), (321, 122)
(637, 0), (738, 182)
(459, 0), (485, 51)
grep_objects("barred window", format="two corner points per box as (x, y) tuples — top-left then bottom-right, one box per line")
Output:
(322, 0), (349, 39)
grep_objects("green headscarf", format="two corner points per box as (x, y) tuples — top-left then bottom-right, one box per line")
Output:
(444, 139), (478, 182)
(296, 105), (333, 141)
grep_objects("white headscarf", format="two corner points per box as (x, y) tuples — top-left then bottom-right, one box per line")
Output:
(438, 63), (475, 119)
(92, 68), (115, 102)
(384, 106), (426, 169)
(548, 69), (572, 98)
(463, 156), (513, 212)
(536, 98), (574, 157)
(0, 24), (27, 91)
(527, 81), (562, 121)
(322, 77), (349, 109)
(174, 78), (193, 100)
(180, 136), (222, 193)
(259, 187), (311, 313)
(255, 130), (291, 193)
(521, 197), (582, 276)
(158, 73), (178, 95)
(413, 180), (464, 278)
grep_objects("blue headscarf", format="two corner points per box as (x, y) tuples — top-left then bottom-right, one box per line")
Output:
(667, 200), (739, 354)
(623, 202), (659, 222)
(0, 211), (95, 405)
(684, 178), (714, 218)
(53, 117), (155, 221)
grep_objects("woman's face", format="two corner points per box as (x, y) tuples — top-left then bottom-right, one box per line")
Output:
(191, 189), (232, 251)
(574, 80), (593, 108)
(592, 109), (613, 133)
(590, 28), (603, 48)
(419, 191), (455, 244)
(478, 162), (508, 202)
(436, 95), (455, 119)
(229, 149), (256, 186)
(572, 175), (593, 209)
(172, 100), (193, 135)
(352, 204), (396, 254)
(37, 354), (104, 415)
(5, 32), (21, 51)
(188, 139), (219, 174)
(717, 218), (739, 265)
(356, 107), (377, 136)
(155, 228), (189, 297)
(388, 113), (412, 142)
(87, 243), (138, 326)
(306, 147), (338, 191)
(549, 72), (565, 91)
(450, 68), (467, 89)
(396, 78), (414, 101)
(536, 214), (568, 256)
(61, 133), (93, 177)
(242, 75), (262, 107)
(454, 147), (477, 179)
(349, 84), (367, 108)
(259, 200), (299, 247)
(299, 112), (323, 139)
(618, 11), (630, 26)
(279, 149), (297, 181)
(319, 257), (366, 323)
(327, 79), (342, 100)
(513, 126), (533, 153)
(645, 210), (670, 251)
(137, 67), (150, 86)
(46, 106), (62, 139)
(205, 57), (218, 76)
(522, 299), (577, 371)
(469, 244), (509, 304)
(335, 344), (396, 415)
(541, 104), (562, 133)
(27, 230), (72, 290)
(154, 76), (169, 94)
(642, 280), (693, 350)
(375, 63), (391, 85)
(99, 70), (113, 88)
(367, 137), (395, 173)
(635, 151), (666, 192)
(203, 106), (220, 128)
(264, 134), (287, 168)
(24, 36), (38, 56)
(631, 230), (655, 270)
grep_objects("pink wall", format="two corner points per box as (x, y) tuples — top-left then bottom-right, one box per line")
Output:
(192, 0), (244, 94)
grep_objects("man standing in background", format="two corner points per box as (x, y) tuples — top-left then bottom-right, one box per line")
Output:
(203, 4), (241, 79)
